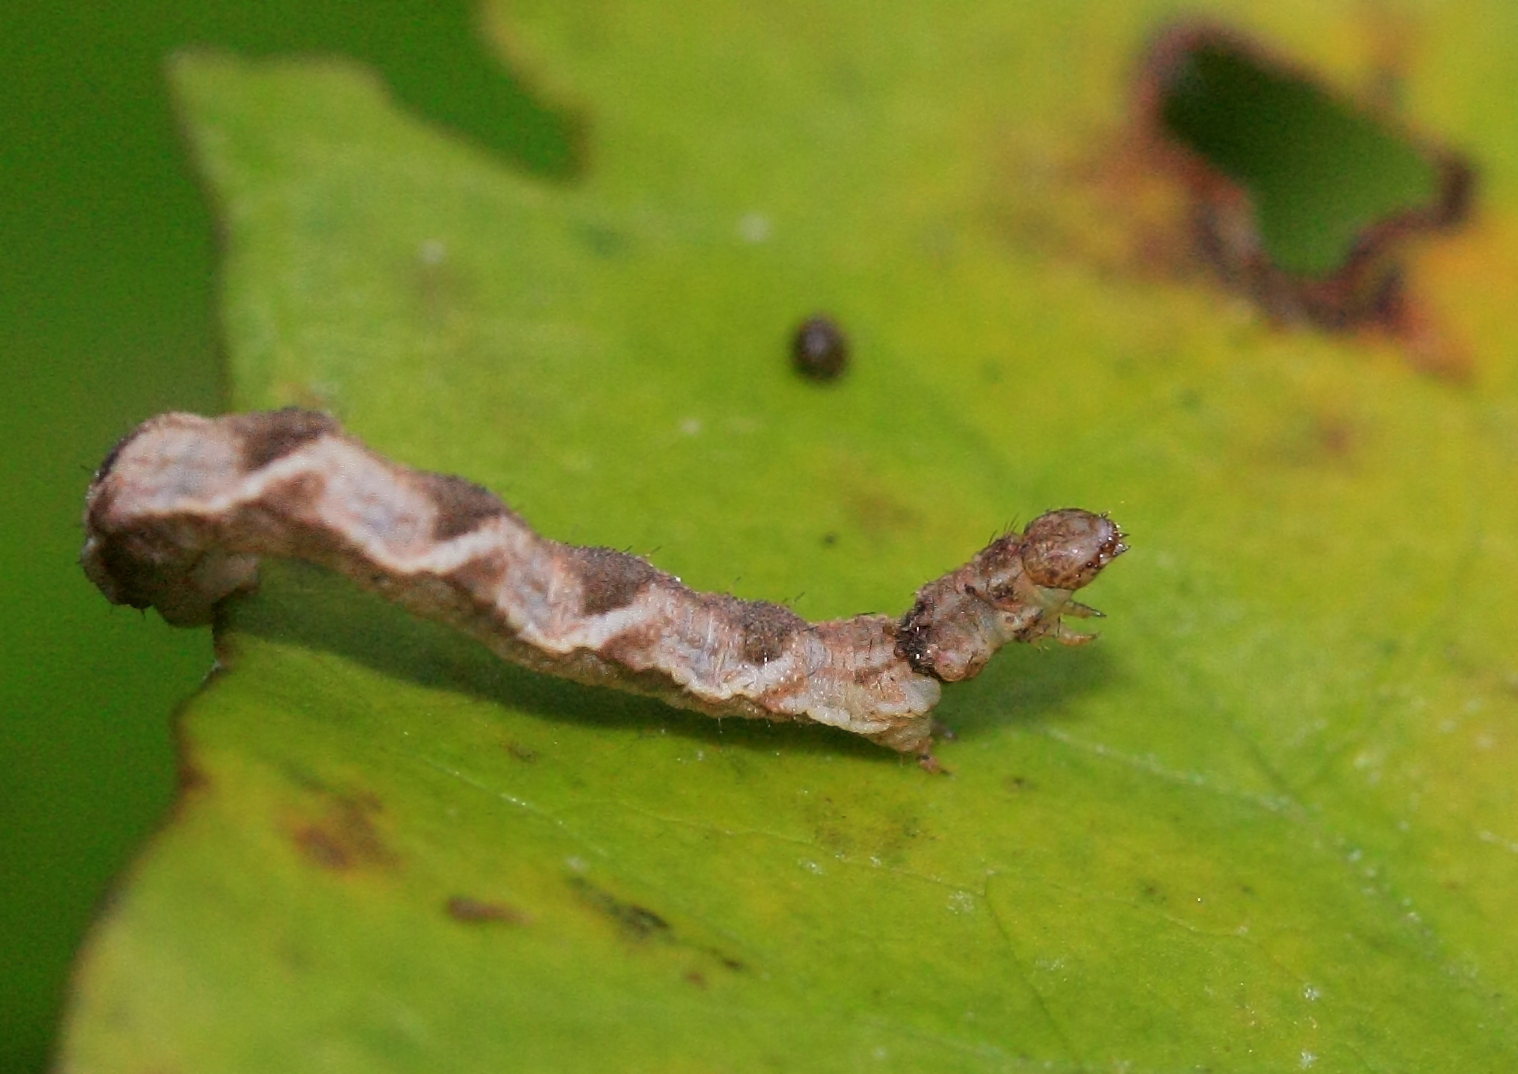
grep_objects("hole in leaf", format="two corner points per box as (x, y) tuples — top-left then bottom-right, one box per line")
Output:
(1134, 23), (1473, 367)
(1158, 41), (1437, 278)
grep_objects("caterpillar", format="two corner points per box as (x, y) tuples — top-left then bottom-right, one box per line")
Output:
(81, 410), (1125, 768)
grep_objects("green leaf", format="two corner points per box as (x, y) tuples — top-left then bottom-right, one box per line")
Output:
(62, 4), (1518, 1070)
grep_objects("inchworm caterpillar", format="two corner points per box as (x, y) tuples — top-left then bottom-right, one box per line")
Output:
(81, 410), (1125, 766)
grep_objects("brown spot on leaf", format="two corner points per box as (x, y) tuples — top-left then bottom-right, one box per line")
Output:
(572, 546), (663, 616)
(613, 904), (667, 940)
(290, 792), (396, 872)
(229, 408), (340, 470)
(418, 471), (510, 541)
(571, 877), (671, 939)
(294, 827), (353, 870)
(849, 492), (922, 541)
(177, 759), (210, 795)
(504, 741), (537, 762)
(1316, 415), (1355, 460)
(568, 878), (745, 973)
(446, 896), (528, 925)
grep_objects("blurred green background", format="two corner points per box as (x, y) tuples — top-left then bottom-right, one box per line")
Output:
(0, 5), (571, 1070)
(0, 4), (1441, 1071)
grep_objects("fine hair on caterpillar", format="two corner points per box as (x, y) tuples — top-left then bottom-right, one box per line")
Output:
(81, 409), (1126, 769)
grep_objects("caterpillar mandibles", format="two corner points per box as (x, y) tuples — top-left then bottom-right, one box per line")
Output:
(81, 410), (1125, 769)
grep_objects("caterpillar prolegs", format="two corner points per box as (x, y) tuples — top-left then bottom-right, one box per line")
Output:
(81, 410), (1125, 768)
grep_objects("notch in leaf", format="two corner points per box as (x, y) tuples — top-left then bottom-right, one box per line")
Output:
(1137, 22), (1473, 366)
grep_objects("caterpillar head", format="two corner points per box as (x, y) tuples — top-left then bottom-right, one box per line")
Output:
(1020, 509), (1127, 592)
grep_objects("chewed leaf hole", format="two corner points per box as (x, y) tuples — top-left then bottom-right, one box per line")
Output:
(1133, 23), (1473, 368)
(1158, 40), (1437, 278)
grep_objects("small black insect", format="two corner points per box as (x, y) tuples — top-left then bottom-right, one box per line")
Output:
(791, 315), (849, 381)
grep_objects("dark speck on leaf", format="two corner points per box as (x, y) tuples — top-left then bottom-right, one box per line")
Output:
(446, 896), (527, 925)
(792, 314), (849, 381)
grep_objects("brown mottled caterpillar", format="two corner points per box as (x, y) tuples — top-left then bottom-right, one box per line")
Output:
(81, 410), (1125, 767)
